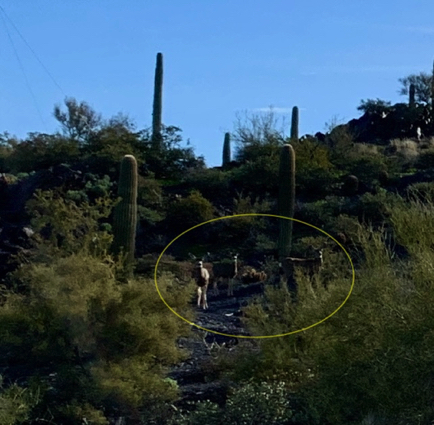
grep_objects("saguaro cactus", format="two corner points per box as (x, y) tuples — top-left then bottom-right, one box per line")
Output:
(409, 83), (415, 108)
(111, 155), (138, 272)
(152, 52), (163, 147)
(290, 106), (299, 141)
(222, 132), (231, 167)
(431, 59), (434, 134)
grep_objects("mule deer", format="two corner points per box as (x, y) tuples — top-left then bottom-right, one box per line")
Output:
(281, 248), (324, 288)
(214, 255), (268, 296)
(212, 254), (239, 296)
(195, 260), (210, 309)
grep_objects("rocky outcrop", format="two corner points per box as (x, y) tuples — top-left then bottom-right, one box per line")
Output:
(335, 103), (432, 144)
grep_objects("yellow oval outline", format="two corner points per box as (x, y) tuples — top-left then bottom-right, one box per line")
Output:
(154, 213), (355, 339)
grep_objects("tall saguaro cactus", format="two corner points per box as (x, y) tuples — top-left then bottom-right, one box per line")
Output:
(431, 59), (434, 134)
(409, 83), (415, 108)
(152, 52), (163, 147)
(290, 106), (299, 141)
(222, 132), (231, 167)
(111, 155), (138, 274)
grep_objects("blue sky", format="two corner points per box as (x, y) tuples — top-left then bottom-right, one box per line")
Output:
(0, 1), (433, 167)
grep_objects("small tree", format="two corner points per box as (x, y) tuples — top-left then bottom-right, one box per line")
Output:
(357, 98), (392, 115)
(139, 125), (205, 179)
(232, 108), (286, 163)
(53, 97), (102, 144)
(398, 72), (432, 104)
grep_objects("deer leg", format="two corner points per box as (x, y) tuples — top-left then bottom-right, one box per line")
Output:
(227, 278), (234, 296)
(213, 280), (219, 296)
(197, 286), (202, 307)
(203, 286), (208, 310)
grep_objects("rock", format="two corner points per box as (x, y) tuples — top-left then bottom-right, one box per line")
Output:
(346, 103), (432, 144)
(315, 132), (326, 142)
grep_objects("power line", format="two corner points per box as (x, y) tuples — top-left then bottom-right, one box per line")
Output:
(0, 5), (66, 97)
(0, 9), (48, 132)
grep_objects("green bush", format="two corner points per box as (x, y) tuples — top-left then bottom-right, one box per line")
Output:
(298, 196), (347, 231)
(415, 147), (434, 170)
(230, 154), (280, 197)
(137, 174), (164, 207)
(164, 189), (215, 236)
(184, 168), (232, 206)
(171, 381), (295, 425)
(0, 253), (194, 423)
(5, 133), (80, 173)
(354, 190), (403, 224)
(25, 189), (117, 258)
(0, 132), (17, 173)
(236, 207), (434, 424)
(136, 254), (194, 282)
(224, 380), (294, 425)
(406, 182), (434, 203)
(0, 378), (43, 425)
(387, 139), (419, 172)
(347, 155), (387, 185)
(138, 125), (206, 180)
(84, 173), (114, 201)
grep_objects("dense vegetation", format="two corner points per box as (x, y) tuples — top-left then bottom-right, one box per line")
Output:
(1, 66), (434, 424)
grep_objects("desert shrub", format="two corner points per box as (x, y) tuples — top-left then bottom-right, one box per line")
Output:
(5, 133), (80, 173)
(298, 196), (347, 230)
(137, 204), (164, 227)
(0, 253), (193, 423)
(137, 174), (164, 207)
(210, 195), (270, 251)
(390, 196), (434, 254)
(292, 136), (338, 199)
(293, 136), (335, 197)
(0, 133), (17, 173)
(138, 125), (206, 180)
(298, 168), (337, 200)
(136, 254), (194, 282)
(327, 128), (388, 181)
(65, 188), (89, 204)
(0, 377), (43, 425)
(47, 402), (109, 425)
(389, 138), (418, 154)
(230, 153), (280, 197)
(25, 189), (117, 259)
(418, 136), (434, 150)
(236, 204), (434, 424)
(164, 189), (215, 237)
(65, 173), (115, 205)
(84, 173), (114, 200)
(85, 122), (142, 156)
(346, 155), (387, 184)
(184, 167), (232, 206)
(135, 177), (166, 243)
(353, 143), (381, 156)
(223, 380), (294, 425)
(326, 125), (356, 168)
(354, 190), (403, 224)
(172, 400), (223, 425)
(415, 147), (434, 170)
(406, 181), (434, 203)
(171, 380), (295, 425)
